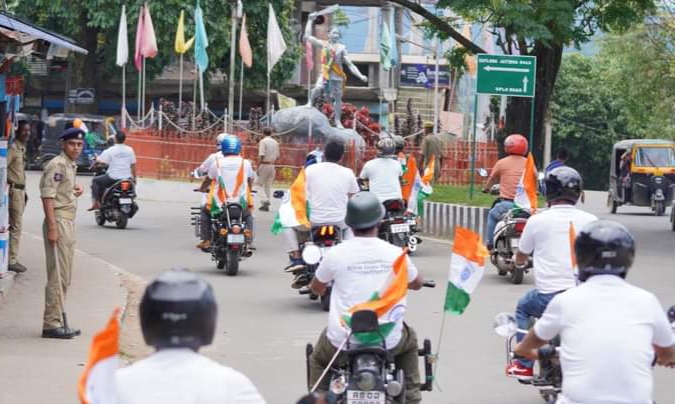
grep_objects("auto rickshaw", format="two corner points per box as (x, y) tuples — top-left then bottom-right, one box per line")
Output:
(608, 139), (675, 216)
(38, 113), (118, 171)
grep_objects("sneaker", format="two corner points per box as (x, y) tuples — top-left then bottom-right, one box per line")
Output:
(505, 362), (533, 380)
(259, 201), (270, 212)
(8, 262), (27, 273)
(284, 258), (306, 273)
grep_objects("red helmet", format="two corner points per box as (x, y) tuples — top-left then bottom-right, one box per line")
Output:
(504, 134), (528, 156)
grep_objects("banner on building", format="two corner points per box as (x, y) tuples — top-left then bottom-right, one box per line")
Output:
(400, 63), (450, 89)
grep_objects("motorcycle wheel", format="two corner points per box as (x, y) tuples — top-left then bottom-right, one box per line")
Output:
(225, 250), (239, 276)
(115, 214), (128, 229)
(609, 197), (618, 214)
(494, 240), (508, 276)
(510, 266), (524, 284)
(655, 201), (665, 216)
(320, 286), (332, 311)
(671, 209), (675, 232)
(95, 211), (106, 227)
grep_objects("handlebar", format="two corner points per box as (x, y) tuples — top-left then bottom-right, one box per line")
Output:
(423, 280), (436, 288)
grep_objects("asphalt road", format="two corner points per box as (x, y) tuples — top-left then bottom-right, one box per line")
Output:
(21, 172), (675, 403)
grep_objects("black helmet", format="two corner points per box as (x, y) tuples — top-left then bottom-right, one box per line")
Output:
(344, 192), (385, 230)
(545, 166), (582, 204)
(305, 150), (323, 167)
(140, 268), (217, 350)
(575, 220), (635, 282)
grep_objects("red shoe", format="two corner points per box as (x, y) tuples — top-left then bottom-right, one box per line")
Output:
(505, 362), (533, 380)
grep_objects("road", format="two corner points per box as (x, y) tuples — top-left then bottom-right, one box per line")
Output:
(20, 171), (675, 403)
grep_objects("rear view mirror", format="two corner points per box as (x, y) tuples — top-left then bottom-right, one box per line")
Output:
(273, 190), (285, 199)
(668, 305), (675, 323)
(538, 172), (545, 181)
(477, 168), (488, 178)
(493, 312), (517, 338)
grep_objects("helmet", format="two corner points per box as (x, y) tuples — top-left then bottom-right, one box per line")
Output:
(392, 135), (405, 152)
(575, 220), (635, 282)
(376, 137), (396, 156)
(220, 135), (241, 155)
(215, 133), (228, 148)
(140, 268), (217, 350)
(545, 166), (582, 204)
(305, 150), (324, 167)
(344, 192), (385, 230)
(504, 134), (528, 156)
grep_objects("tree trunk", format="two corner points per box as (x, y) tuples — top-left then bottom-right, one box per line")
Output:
(65, 26), (99, 114)
(505, 43), (563, 163)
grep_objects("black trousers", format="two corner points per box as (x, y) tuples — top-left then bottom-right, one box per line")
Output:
(92, 174), (117, 202)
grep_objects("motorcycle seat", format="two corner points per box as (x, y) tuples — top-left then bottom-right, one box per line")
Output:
(101, 178), (135, 201)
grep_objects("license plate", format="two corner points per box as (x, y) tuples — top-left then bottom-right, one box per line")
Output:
(119, 198), (132, 204)
(227, 234), (245, 244)
(510, 238), (519, 248)
(390, 223), (410, 233)
(346, 390), (385, 404)
(407, 219), (417, 226)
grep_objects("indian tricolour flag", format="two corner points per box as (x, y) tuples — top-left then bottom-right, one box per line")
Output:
(271, 168), (309, 235)
(514, 152), (538, 213)
(206, 159), (246, 215)
(407, 155), (435, 217)
(342, 251), (409, 345)
(78, 308), (120, 404)
(444, 227), (489, 315)
(569, 222), (578, 281)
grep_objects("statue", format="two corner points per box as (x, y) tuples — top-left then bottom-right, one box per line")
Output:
(305, 11), (368, 128)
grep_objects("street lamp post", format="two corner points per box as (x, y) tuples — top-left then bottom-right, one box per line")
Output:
(396, 34), (440, 134)
(228, 0), (241, 133)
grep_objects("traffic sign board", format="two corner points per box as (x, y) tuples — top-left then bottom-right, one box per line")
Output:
(476, 54), (536, 98)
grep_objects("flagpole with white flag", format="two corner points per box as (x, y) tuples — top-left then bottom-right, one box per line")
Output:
(116, 5), (128, 129)
(267, 3), (287, 125)
(239, 14), (253, 121)
(134, 4), (145, 121)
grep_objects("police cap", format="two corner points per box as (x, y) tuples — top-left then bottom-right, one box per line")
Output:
(60, 127), (85, 141)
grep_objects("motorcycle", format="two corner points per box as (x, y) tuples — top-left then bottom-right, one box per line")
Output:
(305, 293), (436, 403)
(296, 224), (343, 311)
(378, 199), (421, 253)
(209, 202), (252, 276)
(650, 171), (669, 216)
(94, 179), (138, 229)
(493, 312), (561, 403)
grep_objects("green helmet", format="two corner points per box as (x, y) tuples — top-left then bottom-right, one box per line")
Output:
(345, 192), (385, 230)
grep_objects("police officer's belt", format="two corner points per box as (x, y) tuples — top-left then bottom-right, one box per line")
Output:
(9, 183), (25, 190)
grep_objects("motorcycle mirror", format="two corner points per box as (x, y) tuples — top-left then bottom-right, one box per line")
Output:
(538, 172), (545, 181)
(477, 168), (488, 178)
(668, 305), (675, 323)
(493, 312), (518, 338)
(273, 190), (285, 199)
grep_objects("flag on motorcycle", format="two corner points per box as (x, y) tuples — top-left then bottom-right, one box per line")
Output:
(78, 308), (120, 404)
(407, 155), (435, 217)
(569, 221), (577, 273)
(342, 251), (409, 345)
(445, 227), (489, 315)
(206, 160), (246, 215)
(514, 153), (538, 213)
(271, 168), (309, 235)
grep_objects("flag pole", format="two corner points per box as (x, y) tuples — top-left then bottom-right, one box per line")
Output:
(122, 64), (126, 129)
(267, 72), (271, 126)
(142, 57), (146, 121)
(192, 67), (197, 131)
(199, 69), (205, 113)
(238, 57), (244, 121)
(178, 53), (184, 116)
(137, 66), (141, 121)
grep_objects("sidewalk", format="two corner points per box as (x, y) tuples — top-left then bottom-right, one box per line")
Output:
(0, 232), (127, 404)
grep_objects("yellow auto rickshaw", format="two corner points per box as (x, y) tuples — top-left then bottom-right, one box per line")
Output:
(608, 139), (675, 216)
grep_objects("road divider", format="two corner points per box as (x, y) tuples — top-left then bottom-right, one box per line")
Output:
(421, 201), (489, 241)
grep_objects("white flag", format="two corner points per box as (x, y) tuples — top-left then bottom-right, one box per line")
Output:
(116, 5), (128, 66)
(267, 3), (287, 75)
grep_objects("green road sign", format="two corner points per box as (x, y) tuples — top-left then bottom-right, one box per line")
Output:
(476, 54), (536, 98)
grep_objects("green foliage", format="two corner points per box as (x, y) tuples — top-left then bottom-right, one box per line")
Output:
(11, 0), (299, 89)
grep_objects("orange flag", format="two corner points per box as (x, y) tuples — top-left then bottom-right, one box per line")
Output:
(569, 222), (577, 271)
(78, 308), (120, 404)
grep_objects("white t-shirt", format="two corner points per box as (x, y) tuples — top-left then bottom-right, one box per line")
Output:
(99, 144), (137, 180)
(518, 205), (598, 293)
(198, 152), (224, 206)
(315, 237), (419, 349)
(534, 275), (675, 404)
(207, 155), (255, 204)
(359, 157), (403, 202)
(116, 348), (266, 404)
(305, 162), (359, 224)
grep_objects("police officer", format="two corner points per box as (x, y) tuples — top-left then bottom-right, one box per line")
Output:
(7, 120), (30, 273)
(39, 127), (85, 339)
(116, 268), (266, 403)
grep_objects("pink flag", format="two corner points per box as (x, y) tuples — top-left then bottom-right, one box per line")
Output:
(239, 14), (253, 68)
(140, 3), (158, 59)
(305, 39), (313, 71)
(133, 4), (145, 71)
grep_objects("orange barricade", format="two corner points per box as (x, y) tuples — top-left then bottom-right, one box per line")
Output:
(125, 129), (498, 185)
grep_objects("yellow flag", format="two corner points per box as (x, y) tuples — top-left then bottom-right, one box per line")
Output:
(174, 10), (195, 55)
(277, 92), (297, 110)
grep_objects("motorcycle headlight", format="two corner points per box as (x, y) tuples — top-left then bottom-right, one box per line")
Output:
(356, 371), (377, 391)
(329, 374), (347, 395)
(302, 243), (322, 265)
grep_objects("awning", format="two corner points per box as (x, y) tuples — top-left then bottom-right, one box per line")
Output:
(0, 12), (88, 55)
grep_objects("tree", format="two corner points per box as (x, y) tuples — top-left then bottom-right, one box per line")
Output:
(389, 0), (654, 160)
(11, 0), (298, 113)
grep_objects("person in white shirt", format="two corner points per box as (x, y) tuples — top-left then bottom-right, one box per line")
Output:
(359, 137), (403, 203)
(309, 192), (425, 404)
(116, 267), (266, 404)
(194, 133), (227, 250)
(507, 167), (598, 379)
(515, 220), (675, 404)
(283, 138), (359, 272)
(89, 132), (136, 210)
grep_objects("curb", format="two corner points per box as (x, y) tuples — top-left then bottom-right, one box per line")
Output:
(421, 201), (490, 240)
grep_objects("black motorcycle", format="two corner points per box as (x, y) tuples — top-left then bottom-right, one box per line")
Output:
(305, 308), (435, 404)
(210, 203), (251, 276)
(489, 206), (533, 284)
(296, 224), (342, 311)
(378, 199), (416, 251)
(95, 179), (138, 229)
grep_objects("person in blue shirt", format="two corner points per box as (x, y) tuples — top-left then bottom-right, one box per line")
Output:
(545, 147), (568, 174)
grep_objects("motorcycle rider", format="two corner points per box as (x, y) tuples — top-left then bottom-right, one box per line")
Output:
(284, 138), (359, 272)
(309, 192), (425, 403)
(204, 135), (256, 253)
(507, 166), (598, 379)
(88, 132), (137, 211)
(483, 134), (529, 248)
(116, 267), (266, 403)
(359, 137), (403, 203)
(195, 133), (228, 250)
(515, 220), (675, 403)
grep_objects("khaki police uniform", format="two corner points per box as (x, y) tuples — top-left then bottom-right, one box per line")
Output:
(7, 140), (27, 266)
(39, 152), (78, 330)
(257, 136), (280, 204)
(421, 134), (445, 183)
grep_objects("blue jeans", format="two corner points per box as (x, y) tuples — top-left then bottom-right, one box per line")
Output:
(515, 289), (562, 368)
(486, 200), (515, 246)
